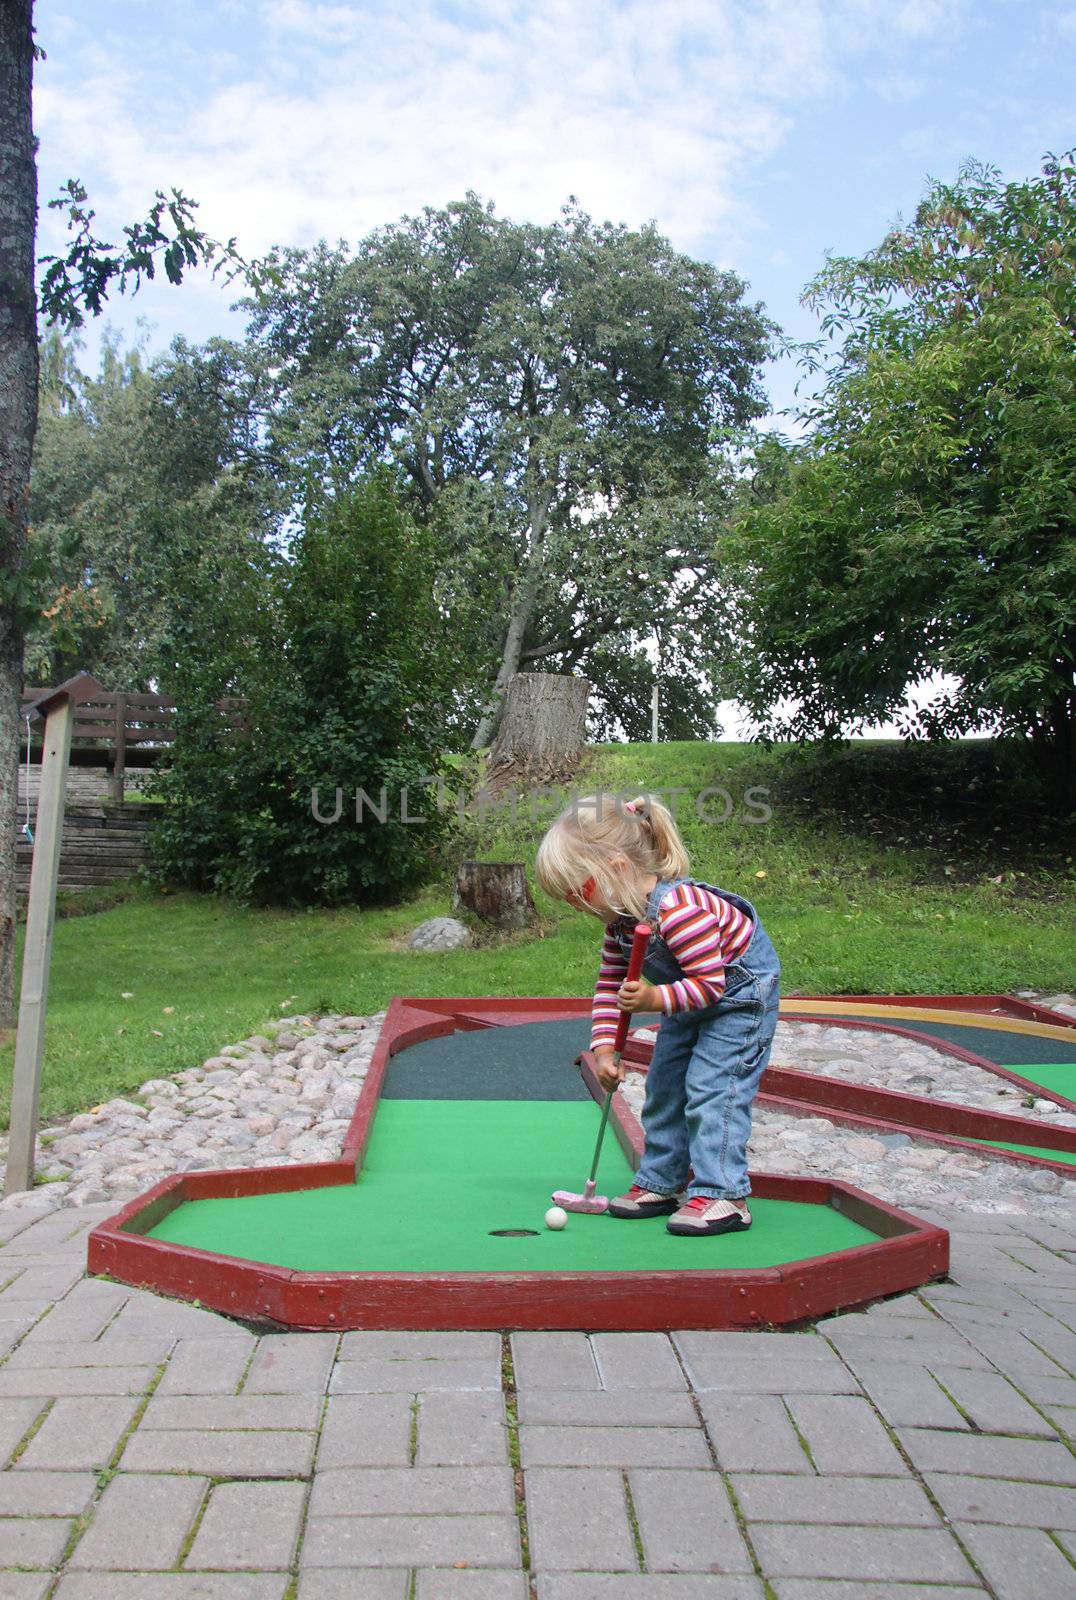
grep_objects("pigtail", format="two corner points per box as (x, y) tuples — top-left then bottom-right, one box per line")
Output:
(626, 793), (691, 880)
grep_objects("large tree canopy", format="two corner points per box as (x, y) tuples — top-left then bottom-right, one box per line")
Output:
(717, 151), (1076, 806)
(242, 192), (779, 745)
(28, 330), (280, 691)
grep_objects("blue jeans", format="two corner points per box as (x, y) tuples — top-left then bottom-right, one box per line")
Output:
(624, 879), (781, 1202)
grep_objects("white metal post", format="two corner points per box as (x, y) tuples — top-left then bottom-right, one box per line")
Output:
(651, 681), (659, 743)
(5, 692), (74, 1196)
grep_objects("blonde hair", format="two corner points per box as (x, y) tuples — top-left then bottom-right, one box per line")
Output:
(535, 791), (691, 923)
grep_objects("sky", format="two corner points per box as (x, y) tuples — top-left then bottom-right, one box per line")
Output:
(31, 0), (1076, 740)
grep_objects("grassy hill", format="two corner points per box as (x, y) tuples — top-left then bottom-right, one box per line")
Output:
(2, 737), (1073, 1129)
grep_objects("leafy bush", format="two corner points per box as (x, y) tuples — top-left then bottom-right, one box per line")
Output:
(146, 466), (464, 904)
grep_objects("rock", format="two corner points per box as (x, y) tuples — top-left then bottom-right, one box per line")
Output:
(842, 1137), (889, 1163)
(220, 1128), (257, 1150)
(408, 916), (474, 951)
(900, 1149), (946, 1170)
(905, 1075), (936, 1094)
(66, 1113), (102, 1133)
(940, 1152), (986, 1173)
(1017, 1168), (1063, 1193)
(103, 1098), (148, 1119)
(186, 1099), (228, 1118)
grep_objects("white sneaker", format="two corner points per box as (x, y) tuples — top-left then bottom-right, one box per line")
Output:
(666, 1195), (752, 1236)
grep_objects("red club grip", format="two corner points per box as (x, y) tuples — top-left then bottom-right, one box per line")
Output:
(613, 922), (652, 1056)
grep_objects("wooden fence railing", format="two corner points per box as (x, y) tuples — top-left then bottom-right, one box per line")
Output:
(19, 672), (248, 803)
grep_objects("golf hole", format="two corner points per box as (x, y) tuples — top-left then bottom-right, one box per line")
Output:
(489, 1228), (539, 1237)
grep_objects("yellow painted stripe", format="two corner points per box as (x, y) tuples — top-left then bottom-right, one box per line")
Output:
(778, 999), (1076, 1047)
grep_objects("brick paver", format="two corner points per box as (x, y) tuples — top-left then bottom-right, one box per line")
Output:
(524, 1465), (635, 1571)
(184, 1478), (307, 1569)
(730, 1472), (940, 1526)
(67, 1471), (208, 1569)
(698, 1393), (815, 1473)
(0, 1196), (1073, 1595)
(953, 1521), (1076, 1599)
(628, 1466), (754, 1573)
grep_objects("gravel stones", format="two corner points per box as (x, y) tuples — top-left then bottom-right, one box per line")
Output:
(0, 1011), (384, 1211)
(623, 995), (1076, 1223)
(1, 997), (1073, 1226)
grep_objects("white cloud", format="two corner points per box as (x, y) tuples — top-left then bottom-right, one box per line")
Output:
(32, 0), (974, 279)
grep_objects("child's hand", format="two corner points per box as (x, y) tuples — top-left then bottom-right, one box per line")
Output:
(617, 978), (660, 1014)
(594, 1048), (623, 1093)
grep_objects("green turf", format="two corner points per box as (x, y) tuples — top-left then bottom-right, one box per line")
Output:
(996, 1062), (1076, 1101)
(144, 1100), (881, 1273)
(975, 1137), (1076, 1165)
(828, 1016), (1076, 1069)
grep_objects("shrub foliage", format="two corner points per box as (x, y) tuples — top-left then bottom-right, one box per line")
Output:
(146, 467), (462, 904)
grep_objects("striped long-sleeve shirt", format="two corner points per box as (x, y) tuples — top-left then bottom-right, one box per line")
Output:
(590, 882), (755, 1051)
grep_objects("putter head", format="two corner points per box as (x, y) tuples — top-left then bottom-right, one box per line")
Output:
(551, 1187), (610, 1215)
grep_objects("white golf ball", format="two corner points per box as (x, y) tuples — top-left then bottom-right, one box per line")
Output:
(544, 1205), (568, 1231)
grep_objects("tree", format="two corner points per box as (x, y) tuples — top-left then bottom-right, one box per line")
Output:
(0, 0), (40, 1027)
(241, 192), (779, 748)
(146, 467), (465, 906)
(0, 1), (260, 1025)
(28, 331), (280, 688)
(717, 151), (1076, 809)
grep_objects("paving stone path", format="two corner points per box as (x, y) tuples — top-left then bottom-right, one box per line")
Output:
(0, 1201), (1075, 1595)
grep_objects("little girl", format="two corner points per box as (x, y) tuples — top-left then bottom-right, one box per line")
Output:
(535, 790), (781, 1236)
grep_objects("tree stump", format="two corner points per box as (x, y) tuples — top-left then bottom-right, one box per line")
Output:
(486, 673), (590, 791)
(453, 861), (538, 930)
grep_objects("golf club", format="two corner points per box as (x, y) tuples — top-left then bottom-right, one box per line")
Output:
(552, 919), (652, 1214)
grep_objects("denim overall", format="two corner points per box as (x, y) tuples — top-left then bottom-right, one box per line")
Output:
(610, 876), (781, 1201)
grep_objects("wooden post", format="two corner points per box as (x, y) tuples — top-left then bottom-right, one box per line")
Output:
(5, 692), (74, 1196)
(108, 692), (126, 804)
(651, 681), (659, 742)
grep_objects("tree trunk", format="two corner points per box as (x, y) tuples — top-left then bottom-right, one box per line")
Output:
(470, 487), (555, 752)
(453, 860), (537, 930)
(0, 2), (37, 1028)
(485, 672), (590, 791)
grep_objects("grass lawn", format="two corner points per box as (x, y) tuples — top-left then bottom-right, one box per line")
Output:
(1, 740), (1073, 1130)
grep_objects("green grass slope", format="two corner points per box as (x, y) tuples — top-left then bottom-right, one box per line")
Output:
(2, 739), (1073, 1130)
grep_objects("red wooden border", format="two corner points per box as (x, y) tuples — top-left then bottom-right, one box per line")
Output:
(615, 1017), (1076, 1175)
(87, 994), (949, 1330)
(777, 1012), (1076, 1114)
(762, 1065), (1076, 1161)
(757, 1088), (1076, 1175)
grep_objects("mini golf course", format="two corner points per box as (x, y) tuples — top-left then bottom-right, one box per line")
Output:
(757, 994), (1076, 1174)
(86, 993), (1001, 1331)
